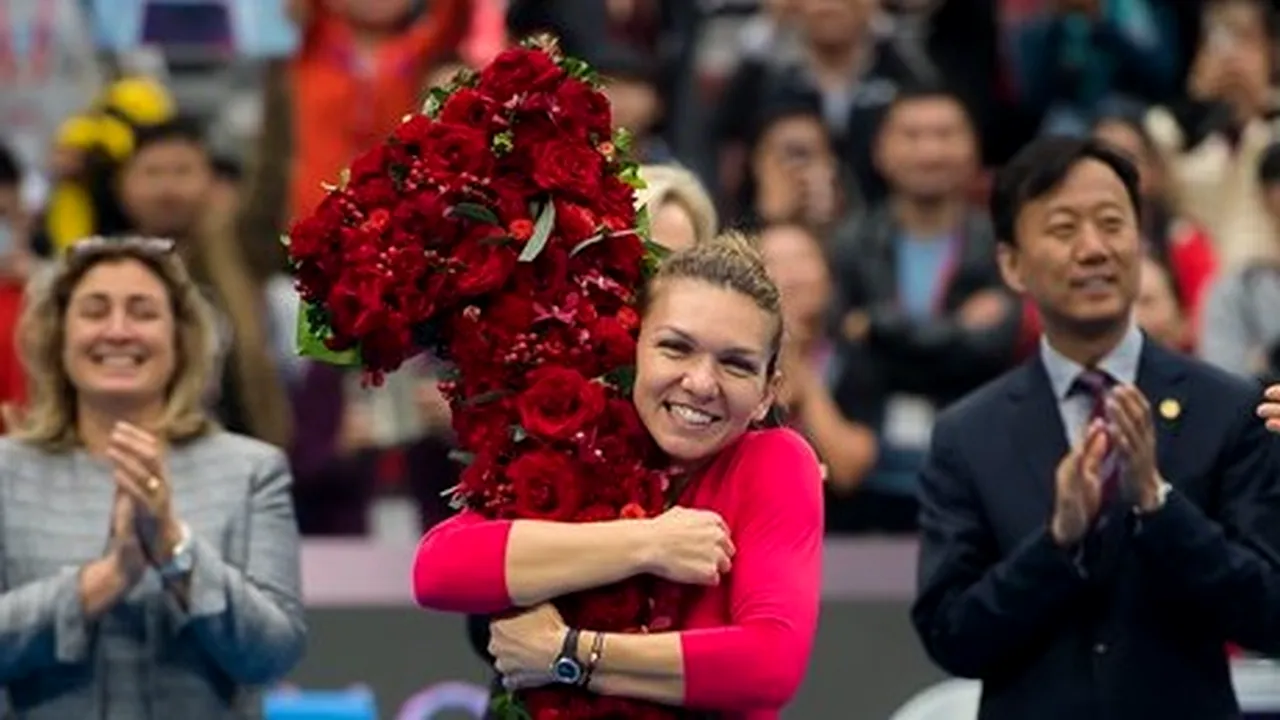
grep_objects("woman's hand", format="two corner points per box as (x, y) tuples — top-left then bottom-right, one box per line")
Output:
(642, 507), (734, 585)
(489, 603), (569, 691)
(1258, 385), (1280, 433)
(104, 422), (184, 564)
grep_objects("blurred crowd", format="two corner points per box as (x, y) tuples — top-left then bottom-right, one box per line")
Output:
(3, 0), (1280, 538)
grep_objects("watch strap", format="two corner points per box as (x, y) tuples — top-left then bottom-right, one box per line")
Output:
(158, 522), (192, 578)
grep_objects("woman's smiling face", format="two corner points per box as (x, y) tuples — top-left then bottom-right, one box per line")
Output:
(632, 277), (778, 464)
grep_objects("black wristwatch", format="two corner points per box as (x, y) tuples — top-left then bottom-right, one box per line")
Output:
(550, 628), (586, 685)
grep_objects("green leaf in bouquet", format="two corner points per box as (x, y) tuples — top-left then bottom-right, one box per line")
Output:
(490, 692), (531, 720)
(296, 302), (361, 366)
(570, 233), (604, 256)
(601, 365), (638, 395)
(492, 131), (514, 155)
(636, 205), (653, 243)
(422, 86), (451, 117)
(612, 126), (634, 156)
(448, 450), (476, 466)
(618, 161), (646, 190)
(510, 425), (528, 443)
(450, 202), (501, 225)
(463, 389), (511, 407)
(560, 56), (599, 85)
(518, 201), (557, 262)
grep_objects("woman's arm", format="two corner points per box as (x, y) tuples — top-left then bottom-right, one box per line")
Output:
(162, 449), (306, 685)
(793, 373), (878, 492)
(0, 560), (128, 684)
(412, 513), (657, 612)
(584, 431), (823, 710)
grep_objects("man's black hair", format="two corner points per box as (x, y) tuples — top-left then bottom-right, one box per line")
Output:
(882, 81), (974, 124)
(990, 135), (1142, 246)
(0, 142), (19, 188)
(130, 115), (208, 155)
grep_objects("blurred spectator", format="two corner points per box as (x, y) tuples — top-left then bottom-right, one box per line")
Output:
(1136, 251), (1190, 352)
(1146, 0), (1279, 270)
(1, 237), (305, 716)
(0, 144), (34, 431)
(1091, 112), (1218, 327)
(289, 363), (379, 535)
(1008, 0), (1179, 136)
(286, 0), (471, 221)
(636, 163), (720, 250)
(36, 76), (176, 257)
(830, 85), (1019, 412)
(1199, 141), (1280, 381)
(759, 222), (878, 492)
(714, 0), (927, 211)
(596, 48), (673, 163)
(735, 97), (844, 231)
(116, 118), (293, 449)
(506, 0), (707, 178)
(0, 0), (102, 204)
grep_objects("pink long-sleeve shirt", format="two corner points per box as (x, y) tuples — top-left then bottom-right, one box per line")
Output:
(411, 428), (824, 717)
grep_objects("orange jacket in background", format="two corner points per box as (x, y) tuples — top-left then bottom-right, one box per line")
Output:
(288, 0), (471, 223)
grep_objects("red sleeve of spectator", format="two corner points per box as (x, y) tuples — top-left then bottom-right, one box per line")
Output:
(410, 511), (514, 613)
(679, 430), (824, 710)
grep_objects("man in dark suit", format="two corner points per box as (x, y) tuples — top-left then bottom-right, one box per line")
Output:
(910, 135), (1280, 720)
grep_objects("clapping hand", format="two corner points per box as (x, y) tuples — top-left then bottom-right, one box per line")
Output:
(1258, 385), (1280, 433)
(489, 603), (568, 691)
(1051, 420), (1109, 546)
(104, 422), (183, 563)
(108, 487), (147, 585)
(1105, 385), (1162, 512)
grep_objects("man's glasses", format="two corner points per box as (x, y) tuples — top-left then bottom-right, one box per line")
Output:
(68, 235), (176, 258)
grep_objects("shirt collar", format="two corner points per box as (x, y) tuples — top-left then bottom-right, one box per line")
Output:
(1040, 322), (1144, 401)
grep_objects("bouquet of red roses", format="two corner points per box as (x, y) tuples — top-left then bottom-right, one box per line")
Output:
(287, 38), (695, 719)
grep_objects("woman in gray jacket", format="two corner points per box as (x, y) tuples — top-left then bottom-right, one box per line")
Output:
(0, 235), (305, 719)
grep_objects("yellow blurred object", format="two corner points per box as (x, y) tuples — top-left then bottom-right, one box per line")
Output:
(46, 183), (95, 255)
(100, 76), (175, 126)
(55, 115), (99, 149)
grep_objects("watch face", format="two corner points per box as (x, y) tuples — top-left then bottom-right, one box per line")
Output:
(552, 658), (583, 684)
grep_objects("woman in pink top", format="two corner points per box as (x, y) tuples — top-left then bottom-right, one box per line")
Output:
(412, 233), (824, 717)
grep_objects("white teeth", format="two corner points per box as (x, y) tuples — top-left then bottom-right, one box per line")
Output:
(669, 403), (715, 426)
(95, 355), (142, 367)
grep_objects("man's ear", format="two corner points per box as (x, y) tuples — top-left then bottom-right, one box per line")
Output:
(995, 242), (1026, 295)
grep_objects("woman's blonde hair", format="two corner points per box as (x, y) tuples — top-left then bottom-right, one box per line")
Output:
(642, 230), (784, 375)
(8, 238), (219, 450)
(636, 164), (719, 246)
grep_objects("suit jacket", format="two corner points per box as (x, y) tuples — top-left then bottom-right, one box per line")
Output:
(911, 339), (1280, 720)
(0, 431), (306, 719)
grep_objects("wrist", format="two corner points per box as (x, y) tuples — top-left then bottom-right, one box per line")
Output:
(156, 519), (184, 564)
(628, 519), (660, 575)
(1136, 476), (1171, 514)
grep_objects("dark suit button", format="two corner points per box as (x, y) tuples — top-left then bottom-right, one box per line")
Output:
(1093, 643), (1108, 655)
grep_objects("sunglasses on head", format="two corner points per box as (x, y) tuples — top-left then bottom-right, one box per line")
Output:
(67, 235), (176, 258)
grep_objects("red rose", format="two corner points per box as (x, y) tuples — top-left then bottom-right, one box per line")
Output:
(477, 47), (564, 102)
(415, 122), (493, 183)
(554, 199), (599, 243)
(439, 87), (499, 128)
(531, 139), (604, 199)
(590, 316), (637, 371)
(507, 449), (585, 520)
(552, 79), (612, 139)
(486, 293), (537, 334)
(450, 236), (517, 297)
(515, 366), (606, 441)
